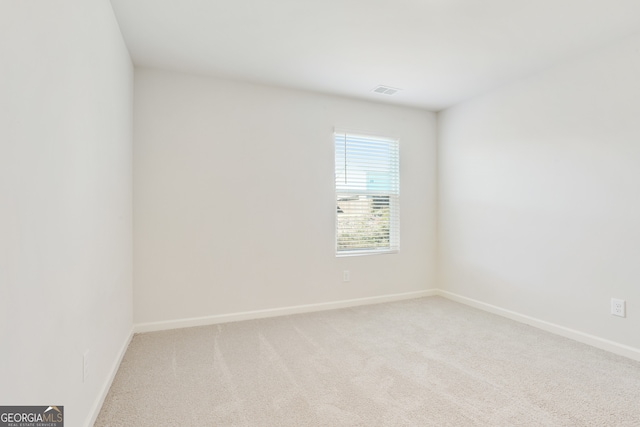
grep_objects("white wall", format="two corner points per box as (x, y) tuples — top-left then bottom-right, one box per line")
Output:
(438, 33), (640, 350)
(134, 68), (436, 325)
(0, 1), (133, 425)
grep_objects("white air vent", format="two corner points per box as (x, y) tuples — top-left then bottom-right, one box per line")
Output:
(372, 85), (401, 95)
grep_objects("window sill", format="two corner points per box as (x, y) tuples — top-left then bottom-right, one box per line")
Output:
(336, 249), (399, 258)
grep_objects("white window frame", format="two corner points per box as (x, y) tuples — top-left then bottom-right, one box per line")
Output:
(334, 129), (400, 257)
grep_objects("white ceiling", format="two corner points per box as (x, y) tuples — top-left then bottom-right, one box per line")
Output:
(109, 0), (640, 111)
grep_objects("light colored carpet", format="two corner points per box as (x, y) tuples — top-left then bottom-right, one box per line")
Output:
(95, 296), (640, 426)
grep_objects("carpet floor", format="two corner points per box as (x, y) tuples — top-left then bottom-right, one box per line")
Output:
(95, 296), (640, 426)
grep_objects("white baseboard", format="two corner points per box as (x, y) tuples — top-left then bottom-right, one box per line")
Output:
(85, 328), (134, 427)
(437, 289), (640, 362)
(134, 289), (437, 334)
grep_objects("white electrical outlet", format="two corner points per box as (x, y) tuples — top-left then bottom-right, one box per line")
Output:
(343, 270), (350, 282)
(611, 298), (626, 317)
(83, 350), (90, 382)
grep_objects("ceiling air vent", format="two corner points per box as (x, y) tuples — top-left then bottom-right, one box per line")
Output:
(372, 85), (401, 95)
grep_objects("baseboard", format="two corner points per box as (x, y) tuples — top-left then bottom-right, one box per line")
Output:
(134, 289), (437, 333)
(437, 289), (640, 362)
(85, 328), (134, 427)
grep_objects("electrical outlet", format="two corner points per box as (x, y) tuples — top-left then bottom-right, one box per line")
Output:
(611, 298), (626, 317)
(83, 350), (90, 382)
(343, 270), (350, 282)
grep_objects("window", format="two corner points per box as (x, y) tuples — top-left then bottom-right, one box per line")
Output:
(334, 131), (399, 256)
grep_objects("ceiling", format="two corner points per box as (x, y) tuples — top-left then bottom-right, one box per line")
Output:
(109, 0), (640, 111)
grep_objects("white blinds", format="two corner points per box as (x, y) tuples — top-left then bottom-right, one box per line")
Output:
(335, 131), (399, 255)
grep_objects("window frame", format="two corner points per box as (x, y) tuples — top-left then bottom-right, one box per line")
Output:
(334, 129), (400, 257)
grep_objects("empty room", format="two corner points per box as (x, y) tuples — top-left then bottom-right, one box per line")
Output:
(2, 0), (640, 426)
